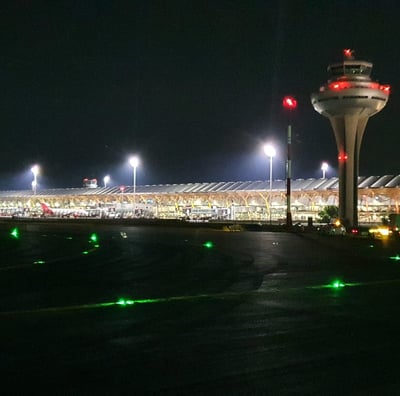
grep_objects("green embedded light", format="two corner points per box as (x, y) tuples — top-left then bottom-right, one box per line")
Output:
(115, 297), (160, 306)
(389, 255), (400, 261)
(10, 228), (19, 239)
(89, 233), (99, 243)
(307, 280), (362, 290)
(331, 280), (345, 289)
(203, 241), (214, 249)
(116, 298), (135, 306)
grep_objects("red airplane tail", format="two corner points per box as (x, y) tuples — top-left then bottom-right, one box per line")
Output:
(40, 203), (55, 215)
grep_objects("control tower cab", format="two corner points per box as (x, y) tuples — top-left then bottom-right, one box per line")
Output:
(311, 49), (390, 227)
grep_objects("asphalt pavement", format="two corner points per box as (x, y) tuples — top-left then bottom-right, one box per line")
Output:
(1, 222), (400, 395)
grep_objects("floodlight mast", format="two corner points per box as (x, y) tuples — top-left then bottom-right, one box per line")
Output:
(31, 165), (39, 194)
(311, 49), (390, 227)
(321, 162), (329, 179)
(283, 96), (297, 229)
(129, 156), (140, 214)
(263, 144), (276, 223)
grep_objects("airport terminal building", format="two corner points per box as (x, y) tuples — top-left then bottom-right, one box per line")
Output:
(1, 175), (400, 224)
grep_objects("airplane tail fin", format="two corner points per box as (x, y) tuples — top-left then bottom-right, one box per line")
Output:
(40, 203), (54, 215)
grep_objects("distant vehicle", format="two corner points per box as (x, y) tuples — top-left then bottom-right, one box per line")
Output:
(188, 208), (217, 221)
(11, 211), (25, 218)
(293, 222), (305, 232)
(83, 178), (98, 188)
(349, 226), (371, 238)
(319, 222), (346, 236)
(369, 225), (393, 239)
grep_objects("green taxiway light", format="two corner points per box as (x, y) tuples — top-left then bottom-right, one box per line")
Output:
(331, 280), (345, 289)
(307, 279), (359, 290)
(33, 260), (46, 265)
(82, 246), (100, 255)
(0, 296), (170, 314)
(10, 228), (19, 239)
(8, 282), (397, 316)
(89, 233), (99, 243)
(203, 241), (214, 249)
(389, 255), (400, 261)
(8, 276), (400, 316)
(116, 299), (135, 306)
(116, 297), (160, 306)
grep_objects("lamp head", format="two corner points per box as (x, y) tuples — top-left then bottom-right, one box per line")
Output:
(263, 144), (276, 158)
(129, 156), (139, 168)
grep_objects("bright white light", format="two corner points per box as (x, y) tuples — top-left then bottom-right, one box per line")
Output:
(103, 175), (110, 188)
(129, 156), (140, 196)
(129, 156), (139, 168)
(31, 165), (39, 176)
(30, 164), (39, 194)
(321, 162), (329, 178)
(263, 144), (276, 158)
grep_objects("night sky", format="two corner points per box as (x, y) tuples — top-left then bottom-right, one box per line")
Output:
(1, 1), (398, 189)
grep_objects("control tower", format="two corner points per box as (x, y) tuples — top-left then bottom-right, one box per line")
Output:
(311, 49), (390, 227)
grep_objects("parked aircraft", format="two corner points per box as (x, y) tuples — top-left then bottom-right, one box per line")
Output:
(40, 203), (70, 217)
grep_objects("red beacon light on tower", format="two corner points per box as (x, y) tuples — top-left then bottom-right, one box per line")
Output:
(379, 84), (391, 94)
(343, 48), (354, 59)
(282, 96), (297, 110)
(329, 81), (352, 91)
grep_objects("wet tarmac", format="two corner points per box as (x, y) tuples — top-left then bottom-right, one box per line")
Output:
(1, 221), (400, 395)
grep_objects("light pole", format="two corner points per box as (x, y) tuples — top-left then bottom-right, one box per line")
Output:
(129, 156), (139, 213)
(31, 165), (39, 195)
(282, 95), (297, 229)
(321, 162), (328, 179)
(263, 144), (276, 223)
(103, 175), (110, 188)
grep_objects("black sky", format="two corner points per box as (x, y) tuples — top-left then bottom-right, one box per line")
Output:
(0, 0), (398, 189)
